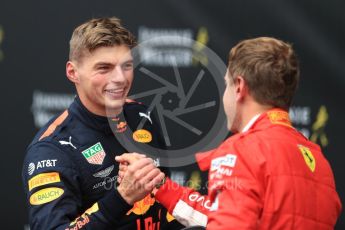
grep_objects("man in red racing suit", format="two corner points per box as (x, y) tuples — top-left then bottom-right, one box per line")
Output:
(154, 109), (342, 229)
(117, 37), (342, 229)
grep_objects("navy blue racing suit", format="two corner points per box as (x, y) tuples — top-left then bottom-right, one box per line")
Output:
(22, 97), (183, 230)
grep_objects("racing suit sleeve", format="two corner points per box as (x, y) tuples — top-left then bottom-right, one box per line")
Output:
(22, 141), (132, 230)
(146, 112), (187, 229)
(205, 148), (265, 229)
(206, 181), (263, 230)
(155, 177), (211, 227)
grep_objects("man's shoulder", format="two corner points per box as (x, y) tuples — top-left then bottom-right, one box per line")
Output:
(24, 138), (74, 168)
(212, 131), (267, 161)
(123, 99), (166, 148)
(22, 139), (78, 184)
(30, 110), (73, 144)
(229, 126), (278, 148)
(123, 100), (152, 126)
(124, 99), (147, 112)
(29, 105), (97, 151)
(211, 126), (286, 156)
(25, 109), (80, 169)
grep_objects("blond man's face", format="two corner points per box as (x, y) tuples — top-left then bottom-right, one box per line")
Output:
(71, 45), (134, 116)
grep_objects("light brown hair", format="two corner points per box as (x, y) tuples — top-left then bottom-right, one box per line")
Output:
(228, 37), (300, 110)
(69, 17), (136, 63)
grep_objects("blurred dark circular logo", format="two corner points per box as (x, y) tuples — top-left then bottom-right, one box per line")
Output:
(108, 36), (228, 167)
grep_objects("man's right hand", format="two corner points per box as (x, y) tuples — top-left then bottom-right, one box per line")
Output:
(116, 153), (145, 184)
(116, 155), (164, 205)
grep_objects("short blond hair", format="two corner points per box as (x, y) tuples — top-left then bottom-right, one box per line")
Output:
(69, 17), (136, 62)
(227, 37), (300, 110)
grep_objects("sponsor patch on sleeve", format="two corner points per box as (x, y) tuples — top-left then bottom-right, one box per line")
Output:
(210, 154), (237, 180)
(210, 154), (237, 171)
(29, 187), (64, 205)
(28, 172), (60, 191)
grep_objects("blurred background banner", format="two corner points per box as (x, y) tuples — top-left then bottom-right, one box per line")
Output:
(0, 0), (344, 229)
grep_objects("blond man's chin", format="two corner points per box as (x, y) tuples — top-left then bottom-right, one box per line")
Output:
(104, 100), (125, 116)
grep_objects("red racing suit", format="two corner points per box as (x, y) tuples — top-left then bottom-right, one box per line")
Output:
(155, 109), (342, 229)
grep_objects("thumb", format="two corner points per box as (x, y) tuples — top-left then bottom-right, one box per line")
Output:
(115, 153), (146, 164)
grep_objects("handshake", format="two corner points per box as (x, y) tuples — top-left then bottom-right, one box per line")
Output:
(115, 153), (165, 205)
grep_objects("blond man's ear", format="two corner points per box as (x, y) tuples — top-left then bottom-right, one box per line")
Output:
(66, 61), (79, 84)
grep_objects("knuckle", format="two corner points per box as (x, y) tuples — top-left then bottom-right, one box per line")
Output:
(144, 158), (152, 164)
(127, 167), (135, 174)
(134, 172), (141, 180)
(151, 168), (159, 176)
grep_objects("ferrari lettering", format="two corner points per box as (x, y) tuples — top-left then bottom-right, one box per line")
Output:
(189, 193), (212, 210)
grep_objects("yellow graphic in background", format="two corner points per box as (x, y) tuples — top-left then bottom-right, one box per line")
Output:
(188, 171), (202, 190)
(192, 27), (209, 66)
(310, 106), (328, 147)
(0, 25), (4, 62)
(298, 145), (316, 172)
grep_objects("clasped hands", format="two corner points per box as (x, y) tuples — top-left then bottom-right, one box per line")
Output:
(115, 153), (164, 205)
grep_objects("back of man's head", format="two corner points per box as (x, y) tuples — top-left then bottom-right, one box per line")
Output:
(69, 17), (136, 64)
(227, 37), (300, 110)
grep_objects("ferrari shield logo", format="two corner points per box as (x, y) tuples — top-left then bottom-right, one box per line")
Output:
(298, 145), (316, 172)
(82, 142), (106, 165)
